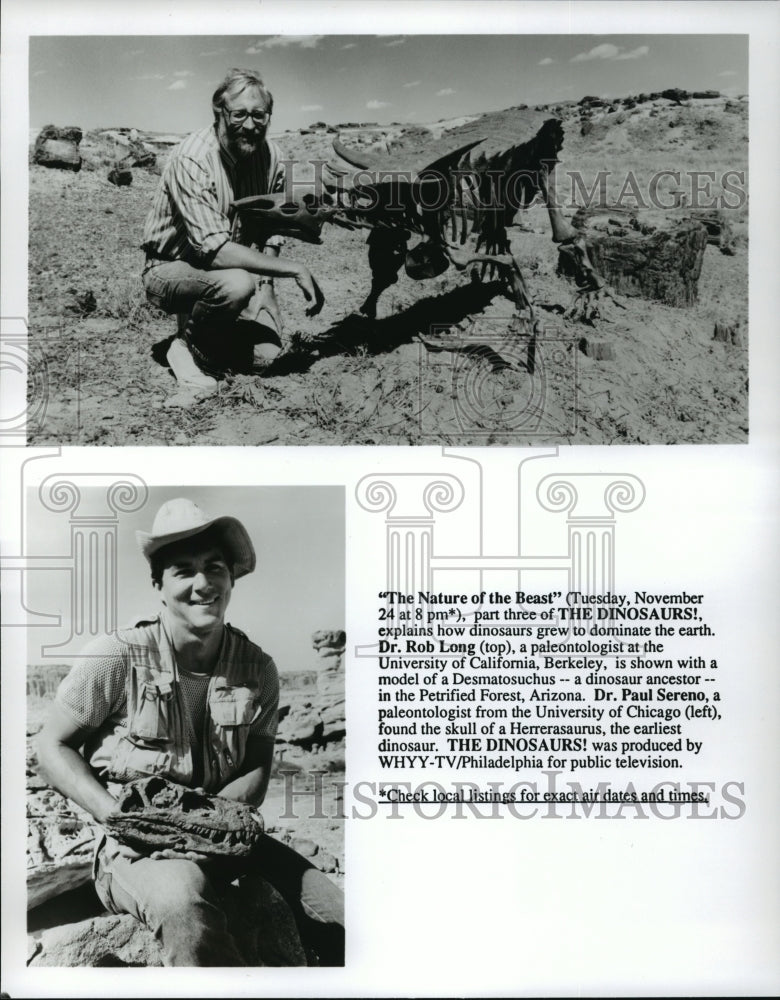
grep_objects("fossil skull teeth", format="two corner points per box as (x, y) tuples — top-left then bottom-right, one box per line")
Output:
(105, 776), (262, 858)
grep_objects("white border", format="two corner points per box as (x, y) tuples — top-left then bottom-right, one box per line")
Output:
(3, 2), (780, 997)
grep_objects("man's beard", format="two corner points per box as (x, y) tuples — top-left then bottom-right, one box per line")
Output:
(230, 132), (263, 159)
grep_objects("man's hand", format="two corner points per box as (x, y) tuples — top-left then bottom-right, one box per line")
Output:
(149, 849), (210, 863)
(109, 842), (208, 864)
(294, 266), (325, 317)
(211, 242), (325, 317)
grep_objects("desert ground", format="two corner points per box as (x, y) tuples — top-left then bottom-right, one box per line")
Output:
(27, 93), (748, 445)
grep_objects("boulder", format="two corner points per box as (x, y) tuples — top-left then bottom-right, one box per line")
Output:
(29, 914), (161, 967)
(28, 878), (307, 967)
(108, 166), (132, 187)
(33, 125), (83, 171)
(315, 850), (339, 874)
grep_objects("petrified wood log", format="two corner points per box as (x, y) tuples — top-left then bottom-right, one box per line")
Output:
(104, 776), (262, 858)
(33, 125), (83, 171)
(577, 222), (708, 307)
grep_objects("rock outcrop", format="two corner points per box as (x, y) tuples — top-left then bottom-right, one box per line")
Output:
(276, 630), (345, 749)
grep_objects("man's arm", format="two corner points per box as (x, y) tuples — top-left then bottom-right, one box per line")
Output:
(210, 241), (324, 316)
(36, 702), (117, 824)
(217, 735), (275, 807)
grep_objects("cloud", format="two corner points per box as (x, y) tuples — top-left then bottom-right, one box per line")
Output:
(538, 57), (554, 66)
(571, 43), (620, 62)
(403, 80), (421, 88)
(132, 73), (166, 81)
(172, 70), (194, 77)
(168, 79), (187, 91)
(718, 70), (737, 77)
(199, 49), (225, 57)
(246, 35), (324, 52)
(383, 38), (406, 47)
(571, 42), (649, 62)
(341, 42), (358, 50)
(615, 45), (650, 61)
(301, 104), (324, 112)
(366, 99), (391, 109)
(436, 88), (455, 97)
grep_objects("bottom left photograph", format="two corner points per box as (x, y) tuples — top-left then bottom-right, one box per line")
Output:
(24, 482), (345, 968)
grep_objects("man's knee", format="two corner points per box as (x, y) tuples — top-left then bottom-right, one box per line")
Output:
(207, 269), (256, 312)
(152, 862), (216, 915)
(117, 859), (218, 927)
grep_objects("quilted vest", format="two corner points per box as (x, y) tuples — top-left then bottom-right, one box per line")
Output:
(106, 616), (271, 793)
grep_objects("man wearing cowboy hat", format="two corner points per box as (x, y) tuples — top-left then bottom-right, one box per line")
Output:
(36, 497), (344, 966)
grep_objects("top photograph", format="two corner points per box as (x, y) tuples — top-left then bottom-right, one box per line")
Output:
(26, 33), (748, 446)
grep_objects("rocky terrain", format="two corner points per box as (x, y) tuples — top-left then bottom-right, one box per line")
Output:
(25, 629), (345, 966)
(27, 91), (748, 445)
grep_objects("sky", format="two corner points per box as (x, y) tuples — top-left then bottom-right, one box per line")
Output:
(28, 33), (748, 135)
(25, 485), (345, 673)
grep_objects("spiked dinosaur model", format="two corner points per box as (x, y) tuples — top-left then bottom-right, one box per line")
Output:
(233, 108), (602, 323)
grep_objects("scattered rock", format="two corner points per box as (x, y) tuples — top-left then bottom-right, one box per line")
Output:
(108, 166), (132, 187)
(579, 338), (616, 361)
(315, 850), (338, 873)
(713, 321), (742, 346)
(128, 141), (156, 169)
(291, 837), (318, 858)
(64, 290), (97, 315)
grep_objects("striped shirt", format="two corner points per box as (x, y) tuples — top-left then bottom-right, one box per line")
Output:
(141, 125), (286, 265)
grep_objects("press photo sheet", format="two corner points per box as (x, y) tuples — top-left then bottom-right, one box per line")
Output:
(1, 0), (779, 996)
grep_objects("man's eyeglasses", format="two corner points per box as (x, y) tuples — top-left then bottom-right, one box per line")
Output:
(224, 108), (271, 126)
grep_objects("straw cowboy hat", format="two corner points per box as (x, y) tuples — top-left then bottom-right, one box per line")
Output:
(136, 498), (256, 578)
